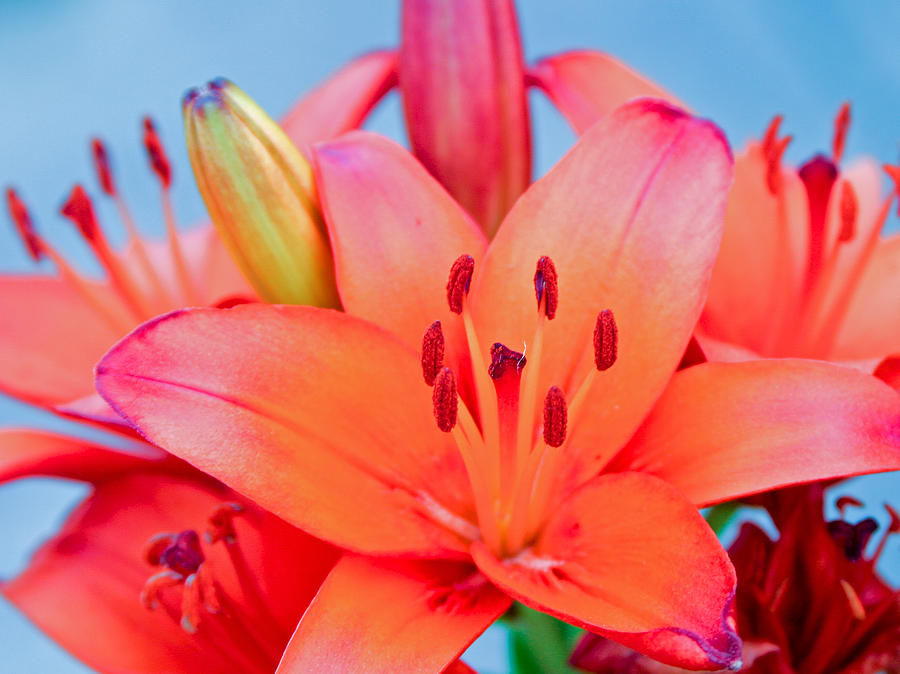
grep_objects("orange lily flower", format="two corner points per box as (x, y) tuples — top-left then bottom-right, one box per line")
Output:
(699, 106), (900, 376)
(0, 430), (339, 674)
(96, 101), (900, 673)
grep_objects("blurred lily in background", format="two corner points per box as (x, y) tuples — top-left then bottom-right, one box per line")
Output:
(699, 106), (900, 381)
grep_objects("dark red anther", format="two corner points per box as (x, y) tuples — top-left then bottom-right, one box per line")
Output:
(60, 185), (100, 242)
(832, 102), (851, 164)
(827, 517), (879, 562)
(542, 386), (567, 448)
(432, 367), (458, 433)
(161, 531), (205, 576)
(5, 188), (43, 261)
(207, 502), (244, 544)
(839, 182), (858, 242)
(446, 254), (474, 314)
(421, 321), (445, 386)
(144, 532), (178, 566)
(488, 342), (526, 380)
(91, 138), (116, 196)
(593, 309), (618, 371)
(142, 117), (172, 188)
(534, 256), (559, 319)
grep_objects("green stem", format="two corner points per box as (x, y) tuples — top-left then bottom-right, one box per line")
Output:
(501, 603), (584, 674)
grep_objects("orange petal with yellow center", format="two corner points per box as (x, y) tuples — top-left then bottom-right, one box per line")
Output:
(280, 50), (397, 155)
(611, 359), (900, 507)
(528, 51), (681, 134)
(473, 99), (733, 484)
(471, 472), (740, 671)
(276, 555), (511, 674)
(97, 304), (474, 558)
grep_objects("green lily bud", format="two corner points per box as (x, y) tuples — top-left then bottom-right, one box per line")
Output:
(183, 78), (339, 306)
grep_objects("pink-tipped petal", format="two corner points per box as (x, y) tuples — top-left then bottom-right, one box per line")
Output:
(471, 472), (740, 671)
(280, 51), (397, 155)
(97, 305), (474, 558)
(473, 100), (733, 487)
(400, 0), (530, 235)
(313, 131), (487, 359)
(276, 556), (510, 674)
(529, 50), (681, 134)
(612, 359), (900, 507)
(0, 429), (163, 485)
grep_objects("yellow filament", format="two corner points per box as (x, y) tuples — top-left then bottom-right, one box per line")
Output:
(161, 190), (201, 306)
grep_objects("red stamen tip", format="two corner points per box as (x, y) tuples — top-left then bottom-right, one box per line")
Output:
(5, 188), (43, 261)
(765, 134), (792, 195)
(593, 309), (618, 371)
(839, 182), (858, 242)
(761, 114), (784, 154)
(432, 367), (458, 433)
(421, 321), (445, 386)
(488, 342), (526, 380)
(142, 117), (172, 188)
(832, 102), (851, 164)
(446, 254), (474, 314)
(885, 504), (900, 534)
(91, 138), (116, 196)
(542, 386), (567, 448)
(534, 256), (559, 319)
(60, 185), (100, 242)
(206, 502), (244, 544)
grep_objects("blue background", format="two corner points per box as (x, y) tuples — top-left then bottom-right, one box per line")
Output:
(1, 1), (898, 671)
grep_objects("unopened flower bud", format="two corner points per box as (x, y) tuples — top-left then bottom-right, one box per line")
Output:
(183, 78), (339, 306)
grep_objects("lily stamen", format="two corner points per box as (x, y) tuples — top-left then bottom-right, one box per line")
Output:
(143, 117), (200, 306)
(92, 137), (175, 309)
(429, 256), (621, 557)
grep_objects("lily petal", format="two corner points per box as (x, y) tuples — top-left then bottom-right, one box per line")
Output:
(833, 233), (900, 359)
(471, 472), (740, 670)
(0, 429), (162, 485)
(0, 276), (128, 407)
(96, 305), (474, 557)
(276, 555), (510, 674)
(611, 359), (900, 506)
(700, 143), (809, 355)
(400, 0), (530, 235)
(473, 100), (733, 484)
(313, 131), (488, 357)
(3, 472), (336, 674)
(280, 51), (397, 155)
(528, 51), (680, 134)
